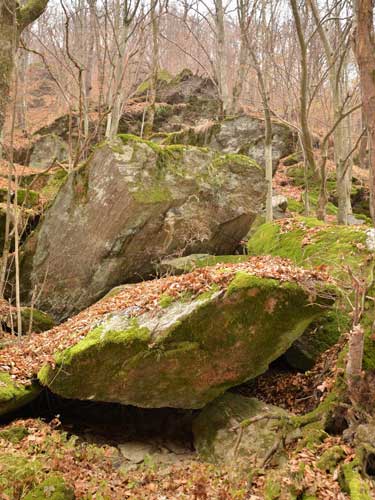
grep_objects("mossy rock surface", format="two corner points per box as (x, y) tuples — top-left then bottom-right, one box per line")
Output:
(0, 372), (42, 416)
(38, 273), (331, 408)
(193, 393), (289, 466)
(248, 216), (370, 275)
(161, 115), (297, 170)
(135, 68), (174, 95)
(21, 136), (266, 321)
(248, 216), (375, 368)
(21, 307), (55, 333)
(24, 476), (75, 500)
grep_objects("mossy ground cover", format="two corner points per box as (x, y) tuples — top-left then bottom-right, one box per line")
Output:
(248, 216), (369, 273)
(0, 413), (367, 499)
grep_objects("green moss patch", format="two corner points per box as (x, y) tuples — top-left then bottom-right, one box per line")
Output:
(0, 425), (29, 443)
(340, 461), (373, 499)
(21, 308), (55, 333)
(0, 372), (42, 417)
(317, 445), (346, 473)
(248, 216), (369, 276)
(0, 452), (74, 500)
(24, 476), (75, 500)
(40, 168), (69, 203)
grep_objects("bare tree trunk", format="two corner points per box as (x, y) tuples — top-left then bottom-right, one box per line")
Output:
(144, 0), (159, 136)
(214, 0), (230, 116)
(345, 267), (369, 400)
(0, 0), (49, 142)
(353, 0), (375, 222)
(16, 41), (29, 131)
(290, 0), (317, 174)
(83, 0), (96, 138)
(105, 0), (141, 138)
(251, 57), (273, 222)
(0, 1), (16, 142)
(230, 0), (248, 115)
(230, 39), (247, 115)
(0, 0), (49, 310)
(359, 108), (369, 169)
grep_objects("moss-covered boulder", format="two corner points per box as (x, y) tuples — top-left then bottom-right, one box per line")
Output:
(193, 393), (289, 466)
(248, 217), (374, 369)
(135, 68), (174, 95)
(20, 135), (266, 320)
(120, 69), (221, 135)
(161, 115), (297, 170)
(0, 306), (55, 335)
(248, 216), (371, 274)
(20, 307), (56, 333)
(37, 271), (332, 408)
(0, 372), (42, 417)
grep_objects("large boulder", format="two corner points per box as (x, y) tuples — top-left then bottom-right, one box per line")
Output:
(29, 134), (69, 169)
(160, 115), (298, 170)
(193, 393), (289, 467)
(37, 265), (333, 409)
(120, 69), (221, 135)
(20, 135), (266, 320)
(247, 216), (375, 369)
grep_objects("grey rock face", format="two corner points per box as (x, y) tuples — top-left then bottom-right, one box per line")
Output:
(29, 134), (69, 169)
(20, 136), (266, 320)
(162, 115), (298, 171)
